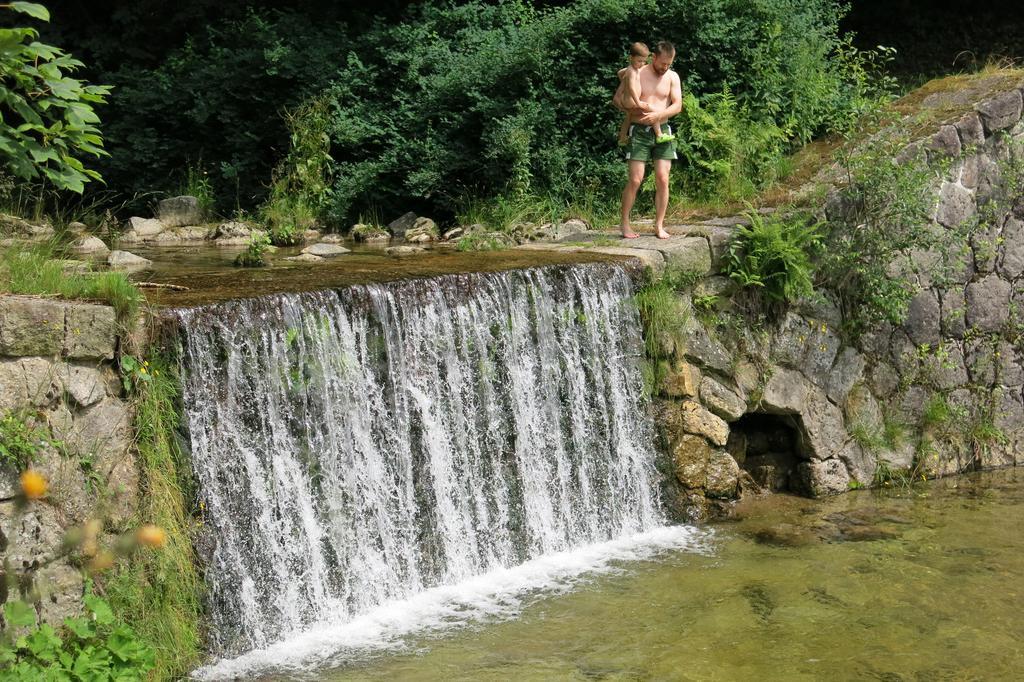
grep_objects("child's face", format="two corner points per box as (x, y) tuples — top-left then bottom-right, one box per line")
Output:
(630, 53), (648, 70)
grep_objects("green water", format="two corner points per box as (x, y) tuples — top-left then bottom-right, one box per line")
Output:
(321, 469), (1023, 681)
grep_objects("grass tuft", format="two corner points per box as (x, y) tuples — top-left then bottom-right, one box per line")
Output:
(104, 353), (203, 681)
(0, 241), (141, 324)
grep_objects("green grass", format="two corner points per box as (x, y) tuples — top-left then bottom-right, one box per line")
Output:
(0, 241), (141, 324)
(104, 353), (203, 681)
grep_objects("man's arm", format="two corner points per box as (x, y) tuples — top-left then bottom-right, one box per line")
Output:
(656, 72), (683, 124)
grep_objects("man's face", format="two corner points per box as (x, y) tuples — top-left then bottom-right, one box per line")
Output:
(651, 50), (675, 75)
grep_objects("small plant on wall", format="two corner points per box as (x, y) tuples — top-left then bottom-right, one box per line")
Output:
(724, 209), (822, 315)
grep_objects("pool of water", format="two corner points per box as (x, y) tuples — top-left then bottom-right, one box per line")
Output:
(202, 468), (1024, 681)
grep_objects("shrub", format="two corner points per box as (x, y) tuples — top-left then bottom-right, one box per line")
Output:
(261, 93), (333, 237)
(0, 589), (154, 681)
(725, 210), (822, 306)
(234, 233), (271, 267)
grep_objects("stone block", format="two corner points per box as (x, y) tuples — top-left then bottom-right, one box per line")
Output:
(589, 246), (665, 274)
(127, 216), (164, 237)
(0, 296), (65, 356)
(157, 195), (204, 227)
(705, 450), (740, 499)
(405, 217), (438, 243)
(904, 289), (941, 346)
(940, 288), (966, 339)
(630, 236), (712, 275)
(771, 313), (811, 367)
(0, 359), (27, 411)
(955, 111), (986, 148)
(677, 399), (729, 446)
(680, 319), (732, 375)
(660, 359), (701, 398)
(761, 367), (809, 415)
(802, 321), (842, 389)
(387, 211), (418, 239)
(994, 385), (1024, 434)
(935, 181), (975, 229)
(827, 347), (866, 405)
(59, 364), (106, 408)
(998, 215), (1024, 279)
(65, 397), (131, 461)
(69, 235), (109, 256)
(922, 343), (969, 390)
(965, 274), (1011, 332)
(671, 433), (713, 489)
(107, 250), (152, 271)
(801, 390), (847, 460)
(794, 458), (850, 497)
(302, 243), (350, 257)
(64, 303), (117, 360)
(700, 376), (746, 421)
(928, 124), (961, 158)
(976, 89), (1023, 134)
(845, 383), (883, 431)
(959, 154), (981, 189)
(868, 361), (899, 398)
(838, 441), (876, 486)
(21, 357), (62, 407)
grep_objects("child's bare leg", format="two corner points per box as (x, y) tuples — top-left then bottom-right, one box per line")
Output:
(618, 114), (631, 145)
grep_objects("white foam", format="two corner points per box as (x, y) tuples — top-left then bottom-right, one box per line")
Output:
(192, 525), (712, 680)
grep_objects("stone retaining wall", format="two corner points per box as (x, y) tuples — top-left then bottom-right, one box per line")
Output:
(650, 82), (1024, 519)
(0, 295), (137, 626)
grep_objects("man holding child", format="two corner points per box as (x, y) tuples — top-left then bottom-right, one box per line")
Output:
(616, 40), (682, 240)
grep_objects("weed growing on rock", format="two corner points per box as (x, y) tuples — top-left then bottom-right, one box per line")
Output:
(233, 232), (271, 268)
(0, 411), (56, 469)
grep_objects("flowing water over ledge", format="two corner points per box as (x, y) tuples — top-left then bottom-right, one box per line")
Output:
(267, 468), (1019, 681)
(173, 262), (665, 671)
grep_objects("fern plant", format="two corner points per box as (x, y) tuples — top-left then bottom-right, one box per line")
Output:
(725, 210), (822, 305)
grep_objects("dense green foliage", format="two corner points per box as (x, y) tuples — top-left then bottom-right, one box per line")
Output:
(35, 0), (887, 225)
(1, 589), (154, 681)
(0, 3), (109, 192)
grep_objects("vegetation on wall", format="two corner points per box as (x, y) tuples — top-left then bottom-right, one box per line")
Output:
(104, 352), (204, 680)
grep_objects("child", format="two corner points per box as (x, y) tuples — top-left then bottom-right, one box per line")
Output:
(612, 42), (674, 146)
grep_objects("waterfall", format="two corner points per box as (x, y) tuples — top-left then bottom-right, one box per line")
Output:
(172, 262), (663, 657)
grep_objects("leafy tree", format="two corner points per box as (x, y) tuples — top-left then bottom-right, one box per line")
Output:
(0, 2), (110, 192)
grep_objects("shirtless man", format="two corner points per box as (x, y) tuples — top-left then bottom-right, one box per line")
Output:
(619, 41), (682, 240)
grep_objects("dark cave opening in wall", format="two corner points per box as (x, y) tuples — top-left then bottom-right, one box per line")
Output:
(728, 413), (806, 494)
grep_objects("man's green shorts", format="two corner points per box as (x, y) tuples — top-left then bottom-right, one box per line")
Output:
(624, 122), (678, 163)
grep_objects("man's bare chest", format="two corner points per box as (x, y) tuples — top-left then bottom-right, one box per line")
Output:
(640, 72), (672, 99)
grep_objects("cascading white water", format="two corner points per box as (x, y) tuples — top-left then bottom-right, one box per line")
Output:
(173, 263), (664, 659)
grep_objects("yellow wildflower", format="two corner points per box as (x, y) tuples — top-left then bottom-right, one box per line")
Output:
(20, 470), (48, 500)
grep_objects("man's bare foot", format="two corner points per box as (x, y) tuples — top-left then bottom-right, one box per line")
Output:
(655, 227), (670, 239)
(622, 231), (639, 239)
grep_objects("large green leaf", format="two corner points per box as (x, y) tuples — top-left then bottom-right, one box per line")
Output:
(3, 600), (36, 628)
(9, 3), (50, 21)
